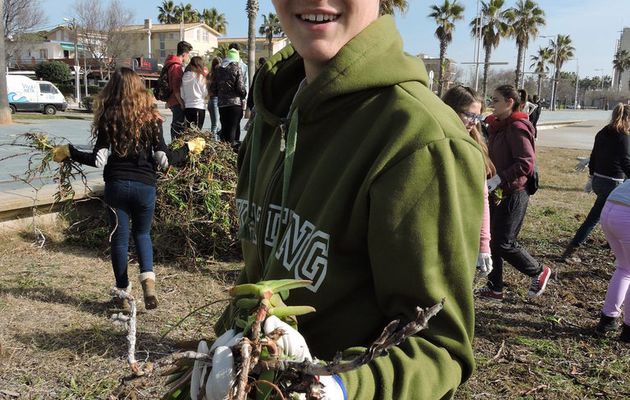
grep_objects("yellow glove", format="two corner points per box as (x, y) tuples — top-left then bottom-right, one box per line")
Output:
(52, 145), (70, 162)
(187, 137), (206, 155)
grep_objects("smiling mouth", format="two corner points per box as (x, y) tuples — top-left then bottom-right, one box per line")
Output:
(298, 14), (340, 24)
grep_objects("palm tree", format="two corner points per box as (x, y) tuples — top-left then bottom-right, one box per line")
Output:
(470, 0), (509, 99)
(529, 46), (554, 97)
(258, 13), (283, 59)
(380, 0), (409, 15)
(428, 0), (465, 96)
(246, 0), (259, 90)
(200, 8), (228, 34)
(549, 34), (575, 110)
(613, 49), (630, 91)
(157, 0), (177, 24)
(0, 0), (11, 124)
(213, 43), (230, 59)
(174, 3), (199, 23)
(504, 0), (546, 88)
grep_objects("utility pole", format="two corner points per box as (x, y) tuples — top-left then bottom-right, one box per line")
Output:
(473, 0), (482, 91)
(65, 18), (81, 105)
(574, 59), (579, 109)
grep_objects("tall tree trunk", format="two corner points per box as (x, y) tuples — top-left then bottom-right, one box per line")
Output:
(267, 36), (272, 59)
(0, 0), (12, 124)
(552, 64), (561, 110)
(246, 0), (258, 91)
(514, 43), (524, 88)
(536, 74), (542, 97)
(482, 45), (492, 100)
(438, 40), (447, 97)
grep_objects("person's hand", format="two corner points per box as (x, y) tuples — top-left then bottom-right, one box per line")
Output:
(187, 137), (206, 155)
(52, 145), (70, 162)
(487, 175), (501, 192)
(263, 316), (345, 399)
(574, 157), (590, 172)
(476, 252), (493, 276)
(189, 329), (243, 400)
(584, 176), (593, 193)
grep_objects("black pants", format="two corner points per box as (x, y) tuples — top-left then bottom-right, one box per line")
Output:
(185, 108), (206, 130)
(488, 190), (542, 292)
(219, 105), (243, 145)
(570, 175), (621, 246)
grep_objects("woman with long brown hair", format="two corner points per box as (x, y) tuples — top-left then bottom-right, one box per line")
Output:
(52, 67), (206, 310)
(443, 85), (495, 276)
(563, 103), (630, 260)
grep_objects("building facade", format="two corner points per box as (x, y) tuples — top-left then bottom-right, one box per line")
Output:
(615, 28), (630, 92)
(217, 36), (289, 58)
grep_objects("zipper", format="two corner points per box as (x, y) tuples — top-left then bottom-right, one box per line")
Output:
(255, 121), (288, 273)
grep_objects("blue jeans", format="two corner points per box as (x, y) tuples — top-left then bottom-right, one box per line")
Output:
(104, 180), (156, 289)
(570, 175), (622, 246)
(208, 96), (220, 136)
(170, 104), (186, 140)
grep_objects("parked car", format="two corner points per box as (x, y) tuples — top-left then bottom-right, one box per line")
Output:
(6, 75), (68, 115)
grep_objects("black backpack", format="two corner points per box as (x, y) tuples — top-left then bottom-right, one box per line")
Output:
(154, 64), (172, 102)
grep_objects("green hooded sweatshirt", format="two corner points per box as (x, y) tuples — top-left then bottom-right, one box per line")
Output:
(218, 16), (485, 399)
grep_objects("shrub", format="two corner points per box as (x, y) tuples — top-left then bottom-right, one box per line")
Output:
(35, 61), (72, 84)
(82, 96), (94, 112)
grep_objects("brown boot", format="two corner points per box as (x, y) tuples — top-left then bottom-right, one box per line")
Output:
(112, 283), (132, 311)
(140, 272), (158, 310)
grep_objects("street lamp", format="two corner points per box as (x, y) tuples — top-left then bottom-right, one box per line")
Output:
(64, 17), (81, 105)
(473, 0), (483, 91)
(594, 68), (605, 90)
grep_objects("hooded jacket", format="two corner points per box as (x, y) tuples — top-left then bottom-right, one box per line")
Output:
(218, 16), (485, 399)
(164, 55), (184, 108)
(181, 70), (208, 110)
(486, 112), (536, 194)
(210, 59), (247, 108)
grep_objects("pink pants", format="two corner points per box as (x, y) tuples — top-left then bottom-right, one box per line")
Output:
(600, 201), (630, 325)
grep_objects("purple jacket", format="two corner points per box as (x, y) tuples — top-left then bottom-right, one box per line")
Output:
(486, 112), (536, 194)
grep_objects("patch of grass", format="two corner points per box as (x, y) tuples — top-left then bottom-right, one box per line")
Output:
(13, 113), (91, 121)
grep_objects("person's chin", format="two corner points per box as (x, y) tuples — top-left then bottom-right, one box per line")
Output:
(297, 44), (340, 66)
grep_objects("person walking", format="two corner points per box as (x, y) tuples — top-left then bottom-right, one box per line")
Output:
(181, 56), (208, 129)
(164, 40), (193, 140)
(52, 67), (206, 310)
(478, 84), (551, 301)
(529, 95), (542, 131)
(189, 1), (486, 398)
(443, 85), (496, 277)
(207, 57), (221, 138)
(210, 48), (247, 150)
(562, 104), (630, 261)
(594, 179), (630, 342)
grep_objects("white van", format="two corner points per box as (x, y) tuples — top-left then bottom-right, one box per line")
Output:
(6, 75), (68, 115)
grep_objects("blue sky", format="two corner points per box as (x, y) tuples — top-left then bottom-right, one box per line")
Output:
(39, 0), (629, 81)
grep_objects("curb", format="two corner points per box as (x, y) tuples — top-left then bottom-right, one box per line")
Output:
(537, 120), (583, 131)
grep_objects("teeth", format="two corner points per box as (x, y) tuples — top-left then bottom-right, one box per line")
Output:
(300, 14), (338, 22)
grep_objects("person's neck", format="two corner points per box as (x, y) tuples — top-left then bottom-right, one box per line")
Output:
(304, 60), (326, 84)
(497, 110), (512, 120)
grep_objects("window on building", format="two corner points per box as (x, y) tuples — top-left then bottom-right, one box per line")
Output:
(169, 33), (175, 39)
(160, 50), (166, 59)
(64, 50), (69, 58)
(203, 31), (208, 41)
(39, 49), (48, 59)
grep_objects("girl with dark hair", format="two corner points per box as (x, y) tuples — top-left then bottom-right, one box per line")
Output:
(562, 104), (630, 260)
(443, 85), (495, 276)
(181, 56), (209, 129)
(52, 67), (206, 310)
(207, 57), (222, 138)
(477, 84), (551, 301)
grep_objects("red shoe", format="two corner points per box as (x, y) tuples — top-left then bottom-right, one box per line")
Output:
(475, 287), (504, 301)
(528, 265), (551, 297)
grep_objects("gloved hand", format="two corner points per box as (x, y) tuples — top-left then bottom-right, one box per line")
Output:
(487, 175), (501, 192)
(584, 176), (593, 193)
(190, 329), (243, 400)
(263, 316), (345, 399)
(574, 157), (590, 172)
(52, 145), (70, 162)
(476, 252), (493, 276)
(187, 137), (206, 155)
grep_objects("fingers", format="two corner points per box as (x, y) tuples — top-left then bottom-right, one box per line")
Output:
(206, 346), (235, 400)
(264, 316), (312, 362)
(190, 340), (209, 400)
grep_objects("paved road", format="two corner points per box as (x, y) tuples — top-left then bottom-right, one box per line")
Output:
(537, 120), (604, 151)
(0, 109), (608, 191)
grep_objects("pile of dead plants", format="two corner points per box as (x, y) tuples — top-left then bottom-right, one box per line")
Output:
(10, 127), (241, 263)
